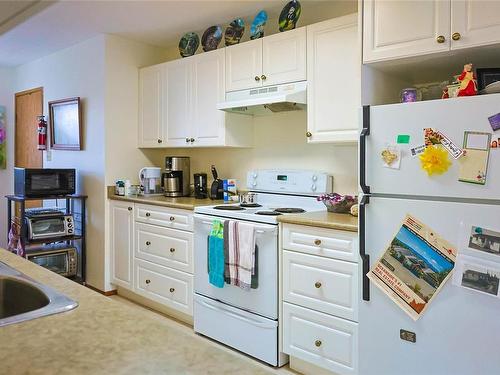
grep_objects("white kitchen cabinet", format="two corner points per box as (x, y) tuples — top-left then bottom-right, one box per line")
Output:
(138, 64), (163, 147)
(306, 14), (360, 144)
(262, 27), (307, 86)
(451, 0), (500, 50)
(163, 58), (192, 147)
(225, 28), (306, 91)
(225, 38), (263, 92)
(110, 200), (134, 289)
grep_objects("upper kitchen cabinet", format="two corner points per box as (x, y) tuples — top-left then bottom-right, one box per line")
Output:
(306, 14), (360, 144)
(138, 49), (252, 149)
(451, 0), (500, 50)
(225, 27), (306, 92)
(138, 64), (163, 147)
(363, 0), (450, 63)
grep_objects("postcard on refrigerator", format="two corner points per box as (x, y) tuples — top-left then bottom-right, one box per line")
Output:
(460, 224), (500, 258)
(453, 254), (500, 298)
(424, 128), (443, 146)
(458, 131), (492, 185)
(367, 215), (457, 321)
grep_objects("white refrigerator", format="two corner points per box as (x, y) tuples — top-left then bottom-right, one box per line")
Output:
(359, 94), (500, 375)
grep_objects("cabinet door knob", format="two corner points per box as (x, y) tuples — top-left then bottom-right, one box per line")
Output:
(315, 281), (322, 289)
(261, 75), (267, 80)
(306, 131), (312, 138)
(185, 138), (190, 143)
(314, 239), (322, 246)
(169, 216), (175, 221)
(128, 207), (132, 211)
(436, 35), (446, 44)
(170, 248), (176, 253)
(315, 340), (322, 347)
(255, 76), (261, 82)
(146, 241), (151, 246)
(169, 287), (175, 293)
(157, 139), (162, 144)
(452, 32), (461, 41)
(145, 279), (151, 284)
(190, 138), (195, 143)
(145, 212), (151, 217)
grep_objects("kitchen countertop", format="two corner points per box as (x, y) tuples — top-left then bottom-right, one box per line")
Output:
(277, 211), (358, 232)
(0, 249), (276, 375)
(107, 187), (223, 210)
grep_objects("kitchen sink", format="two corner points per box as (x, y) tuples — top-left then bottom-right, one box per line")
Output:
(0, 261), (78, 327)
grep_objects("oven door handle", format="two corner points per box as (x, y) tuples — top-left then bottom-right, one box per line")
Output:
(195, 297), (276, 329)
(197, 220), (276, 234)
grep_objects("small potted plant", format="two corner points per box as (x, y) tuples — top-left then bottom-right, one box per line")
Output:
(317, 193), (357, 213)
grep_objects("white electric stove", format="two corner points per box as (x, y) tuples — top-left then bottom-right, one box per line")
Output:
(193, 170), (332, 367)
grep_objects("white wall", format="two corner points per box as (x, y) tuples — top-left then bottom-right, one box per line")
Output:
(150, 111), (358, 195)
(0, 67), (15, 248)
(15, 36), (107, 289)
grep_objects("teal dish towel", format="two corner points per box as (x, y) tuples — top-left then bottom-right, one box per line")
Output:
(208, 220), (225, 288)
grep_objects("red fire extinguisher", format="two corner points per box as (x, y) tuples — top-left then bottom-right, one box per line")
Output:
(37, 115), (47, 150)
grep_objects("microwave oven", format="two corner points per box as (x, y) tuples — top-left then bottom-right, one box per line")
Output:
(26, 245), (78, 277)
(14, 168), (76, 198)
(26, 214), (75, 240)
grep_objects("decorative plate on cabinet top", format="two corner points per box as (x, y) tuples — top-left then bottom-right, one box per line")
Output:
(224, 18), (245, 46)
(279, 0), (301, 32)
(250, 10), (268, 40)
(178, 32), (200, 57)
(201, 25), (223, 52)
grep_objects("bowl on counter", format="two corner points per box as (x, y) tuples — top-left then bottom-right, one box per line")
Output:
(317, 193), (357, 214)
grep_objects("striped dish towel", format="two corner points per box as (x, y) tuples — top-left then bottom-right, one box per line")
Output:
(224, 220), (256, 290)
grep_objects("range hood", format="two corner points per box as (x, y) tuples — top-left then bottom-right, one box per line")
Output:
(217, 81), (307, 116)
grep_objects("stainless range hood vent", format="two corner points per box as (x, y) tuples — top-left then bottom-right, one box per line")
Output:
(217, 81), (307, 116)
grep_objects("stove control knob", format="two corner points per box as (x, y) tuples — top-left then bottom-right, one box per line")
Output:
(252, 173), (258, 178)
(252, 182), (257, 187)
(312, 175), (318, 181)
(311, 184), (317, 191)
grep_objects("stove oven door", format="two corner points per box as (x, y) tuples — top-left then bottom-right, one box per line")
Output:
(193, 214), (278, 320)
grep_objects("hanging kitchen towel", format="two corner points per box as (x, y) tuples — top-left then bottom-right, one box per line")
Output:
(226, 220), (256, 290)
(224, 220), (258, 288)
(208, 219), (225, 288)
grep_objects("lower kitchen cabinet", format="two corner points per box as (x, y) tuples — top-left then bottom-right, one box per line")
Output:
(109, 200), (194, 317)
(283, 302), (358, 375)
(110, 200), (134, 289)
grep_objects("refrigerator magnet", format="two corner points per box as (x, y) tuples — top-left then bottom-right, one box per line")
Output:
(491, 137), (499, 149)
(437, 131), (464, 159)
(381, 144), (401, 169)
(488, 113), (500, 132)
(452, 254), (500, 298)
(424, 128), (443, 146)
(458, 131), (492, 185)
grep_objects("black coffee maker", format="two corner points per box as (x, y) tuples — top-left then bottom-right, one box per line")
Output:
(194, 173), (208, 199)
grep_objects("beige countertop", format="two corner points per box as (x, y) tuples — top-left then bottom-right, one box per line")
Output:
(277, 211), (358, 232)
(0, 249), (276, 375)
(107, 187), (223, 210)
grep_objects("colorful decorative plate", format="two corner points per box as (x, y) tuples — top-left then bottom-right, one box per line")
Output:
(224, 18), (245, 46)
(250, 10), (268, 40)
(178, 32), (200, 58)
(201, 25), (223, 52)
(279, 0), (302, 32)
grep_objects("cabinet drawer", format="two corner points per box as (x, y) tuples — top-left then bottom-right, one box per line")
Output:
(134, 259), (193, 316)
(135, 223), (193, 273)
(283, 250), (358, 321)
(283, 224), (358, 262)
(283, 302), (358, 375)
(135, 204), (193, 231)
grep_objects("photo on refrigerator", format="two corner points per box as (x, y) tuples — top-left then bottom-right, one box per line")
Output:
(468, 226), (500, 256)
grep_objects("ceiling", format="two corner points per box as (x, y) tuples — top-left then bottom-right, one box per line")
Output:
(0, 0), (348, 67)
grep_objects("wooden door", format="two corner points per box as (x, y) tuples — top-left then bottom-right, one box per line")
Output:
(138, 65), (163, 148)
(163, 58), (193, 147)
(307, 15), (359, 144)
(15, 88), (43, 168)
(192, 49), (225, 146)
(363, 0), (451, 63)
(15, 87), (43, 208)
(262, 27), (307, 87)
(451, 0), (500, 50)
(225, 38), (263, 91)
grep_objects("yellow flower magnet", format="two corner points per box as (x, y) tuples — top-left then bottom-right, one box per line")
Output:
(419, 145), (451, 175)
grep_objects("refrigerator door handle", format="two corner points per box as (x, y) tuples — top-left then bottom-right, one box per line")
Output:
(359, 194), (370, 301)
(360, 105), (371, 195)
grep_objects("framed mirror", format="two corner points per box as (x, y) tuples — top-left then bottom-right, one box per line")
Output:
(49, 97), (82, 150)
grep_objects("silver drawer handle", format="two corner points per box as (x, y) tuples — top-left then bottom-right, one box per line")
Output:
(314, 239), (322, 246)
(315, 340), (322, 347)
(315, 281), (322, 289)
(146, 241), (151, 246)
(145, 212), (151, 217)
(170, 248), (175, 253)
(145, 279), (151, 284)
(169, 216), (175, 221)
(169, 287), (175, 293)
